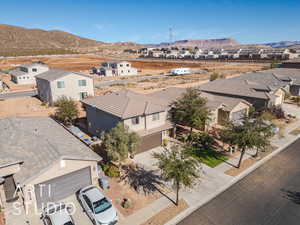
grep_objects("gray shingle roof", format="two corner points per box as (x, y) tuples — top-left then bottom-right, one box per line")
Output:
(198, 79), (271, 100)
(0, 117), (101, 185)
(9, 69), (27, 77)
(36, 68), (91, 82)
(266, 68), (300, 85)
(232, 71), (287, 91)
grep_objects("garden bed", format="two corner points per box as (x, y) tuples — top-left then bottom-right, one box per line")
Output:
(102, 177), (171, 217)
(225, 145), (278, 176)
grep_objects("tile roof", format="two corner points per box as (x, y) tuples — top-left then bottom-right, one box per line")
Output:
(82, 90), (167, 119)
(0, 117), (101, 185)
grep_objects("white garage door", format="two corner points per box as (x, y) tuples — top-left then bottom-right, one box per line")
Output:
(35, 167), (91, 209)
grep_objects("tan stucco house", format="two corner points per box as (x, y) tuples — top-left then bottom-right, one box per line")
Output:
(36, 69), (94, 105)
(0, 117), (102, 213)
(82, 88), (251, 153)
(92, 61), (138, 77)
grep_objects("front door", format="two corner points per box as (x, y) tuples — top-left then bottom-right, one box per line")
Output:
(80, 92), (88, 100)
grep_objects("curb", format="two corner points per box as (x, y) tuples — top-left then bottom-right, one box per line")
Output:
(165, 133), (300, 225)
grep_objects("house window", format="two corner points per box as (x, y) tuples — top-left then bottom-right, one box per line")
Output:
(32, 68), (37, 72)
(121, 70), (124, 73)
(128, 70), (130, 73)
(57, 81), (65, 88)
(152, 113), (160, 121)
(120, 64), (123, 67)
(78, 79), (87, 87)
(126, 64), (130, 67)
(131, 117), (140, 125)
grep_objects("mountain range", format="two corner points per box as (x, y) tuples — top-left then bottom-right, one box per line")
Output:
(0, 24), (299, 56)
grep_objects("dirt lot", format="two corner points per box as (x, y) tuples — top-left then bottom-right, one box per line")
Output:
(102, 178), (171, 217)
(0, 97), (55, 118)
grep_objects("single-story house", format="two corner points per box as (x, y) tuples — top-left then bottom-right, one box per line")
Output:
(265, 68), (300, 96)
(0, 117), (102, 213)
(9, 62), (49, 85)
(36, 68), (94, 105)
(198, 78), (285, 110)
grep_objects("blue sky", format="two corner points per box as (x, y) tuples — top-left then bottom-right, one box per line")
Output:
(1, 0), (299, 44)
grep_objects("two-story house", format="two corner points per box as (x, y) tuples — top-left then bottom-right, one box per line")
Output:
(9, 62), (49, 85)
(82, 88), (252, 153)
(82, 90), (175, 153)
(92, 61), (138, 77)
(36, 68), (94, 105)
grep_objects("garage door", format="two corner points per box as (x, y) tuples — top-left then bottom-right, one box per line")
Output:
(35, 167), (91, 209)
(231, 109), (247, 122)
(139, 132), (162, 153)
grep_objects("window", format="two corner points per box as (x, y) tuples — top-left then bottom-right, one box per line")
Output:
(131, 117), (139, 125)
(121, 70), (124, 73)
(78, 79), (87, 87)
(120, 64), (123, 67)
(126, 64), (130, 67)
(152, 113), (160, 121)
(32, 68), (37, 72)
(57, 81), (65, 88)
(128, 70), (130, 73)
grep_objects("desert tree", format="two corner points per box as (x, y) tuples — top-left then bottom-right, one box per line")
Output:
(102, 123), (140, 169)
(54, 96), (79, 124)
(153, 144), (201, 206)
(220, 116), (274, 168)
(170, 88), (210, 136)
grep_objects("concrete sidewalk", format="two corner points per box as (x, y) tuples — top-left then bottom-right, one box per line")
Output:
(120, 104), (300, 225)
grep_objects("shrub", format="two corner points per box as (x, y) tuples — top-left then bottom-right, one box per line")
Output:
(54, 97), (79, 124)
(266, 106), (285, 119)
(260, 112), (276, 121)
(209, 72), (219, 81)
(102, 163), (120, 177)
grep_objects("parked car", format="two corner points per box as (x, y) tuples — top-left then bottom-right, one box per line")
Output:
(77, 186), (118, 225)
(42, 203), (75, 225)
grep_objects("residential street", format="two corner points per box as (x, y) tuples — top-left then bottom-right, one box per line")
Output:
(177, 137), (300, 225)
(0, 89), (37, 99)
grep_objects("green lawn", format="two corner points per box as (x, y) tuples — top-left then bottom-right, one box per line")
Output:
(192, 147), (228, 168)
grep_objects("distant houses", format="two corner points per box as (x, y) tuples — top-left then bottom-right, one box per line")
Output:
(9, 62), (49, 85)
(91, 61), (138, 77)
(138, 47), (298, 60)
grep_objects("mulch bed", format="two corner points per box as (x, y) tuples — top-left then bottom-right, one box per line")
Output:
(140, 199), (189, 225)
(225, 145), (278, 177)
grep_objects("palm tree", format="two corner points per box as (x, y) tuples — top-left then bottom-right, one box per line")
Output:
(153, 144), (201, 205)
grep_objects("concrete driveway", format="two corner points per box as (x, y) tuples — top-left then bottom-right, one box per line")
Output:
(133, 146), (165, 171)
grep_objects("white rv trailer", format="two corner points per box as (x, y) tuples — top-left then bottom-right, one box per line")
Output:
(170, 68), (191, 75)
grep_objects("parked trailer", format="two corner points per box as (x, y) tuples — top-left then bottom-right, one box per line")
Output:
(170, 68), (191, 75)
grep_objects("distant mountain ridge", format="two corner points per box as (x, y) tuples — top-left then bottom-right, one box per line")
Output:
(264, 41), (300, 48)
(0, 24), (144, 56)
(149, 38), (240, 49)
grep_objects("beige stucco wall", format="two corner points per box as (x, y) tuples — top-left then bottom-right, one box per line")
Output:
(23, 159), (98, 213)
(124, 115), (145, 132)
(0, 164), (21, 177)
(145, 111), (167, 130)
(274, 89), (285, 106)
(49, 73), (94, 104)
(229, 102), (250, 119)
(123, 111), (168, 133)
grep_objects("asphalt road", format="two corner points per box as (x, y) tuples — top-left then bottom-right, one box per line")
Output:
(177, 138), (300, 225)
(0, 89), (37, 99)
